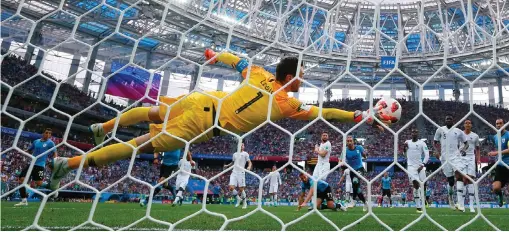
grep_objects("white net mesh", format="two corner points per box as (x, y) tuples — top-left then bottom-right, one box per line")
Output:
(1, 0), (509, 230)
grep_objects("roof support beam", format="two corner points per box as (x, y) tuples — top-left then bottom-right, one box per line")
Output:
(82, 38), (99, 93)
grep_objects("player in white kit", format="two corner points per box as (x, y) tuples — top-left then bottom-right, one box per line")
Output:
(433, 115), (469, 210)
(456, 119), (480, 213)
(173, 151), (194, 206)
(404, 128), (429, 213)
(265, 165), (282, 206)
(313, 132), (332, 179)
(224, 143), (252, 209)
(338, 166), (354, 208)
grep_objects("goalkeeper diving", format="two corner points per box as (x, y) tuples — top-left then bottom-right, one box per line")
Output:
(48, 49), (391, 191)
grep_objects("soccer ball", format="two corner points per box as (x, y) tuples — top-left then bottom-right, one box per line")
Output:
(374, 98), (402, 123)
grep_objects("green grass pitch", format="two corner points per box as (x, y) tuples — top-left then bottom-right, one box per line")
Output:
(1, 202), (507, 230)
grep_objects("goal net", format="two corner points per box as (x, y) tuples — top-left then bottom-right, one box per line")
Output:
(1, 0), (508, 230)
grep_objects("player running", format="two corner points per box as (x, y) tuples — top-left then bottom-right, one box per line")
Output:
(338, 166), (354, 208)
(487, 118), (509, 207)
(344, 135), (368, 212)
(401, 191), (407, 206)
(140, 150), (186, 206)
(173, 151), (193, 206)
(49, 49), (390, 193)
(224, 143), (252, 209)
(404, 127), (429, 213)
(433, 114), (469, 210)
(297, 172), (346, 212)
(15, 128), (57, 206)
(425, 187), (432, 207)
(457, 119), (480, 213)
(381, 172), (393, 208)
(313, 132), (332, 179)
(265, 165), (282, 206)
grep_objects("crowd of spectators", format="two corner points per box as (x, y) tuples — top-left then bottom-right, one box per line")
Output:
(2, 132), (507, 204)
(2, 53), (508, 205)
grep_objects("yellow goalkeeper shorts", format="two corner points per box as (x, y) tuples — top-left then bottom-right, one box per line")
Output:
(150, 92), (217, 152)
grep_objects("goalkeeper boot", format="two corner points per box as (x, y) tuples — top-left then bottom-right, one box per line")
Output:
(49, 157), (71, 192)
(416, 208), (423, 213)
(90, 123), (106, 147)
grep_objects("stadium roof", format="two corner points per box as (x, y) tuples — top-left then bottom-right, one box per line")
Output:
(1, 0), (508, 88)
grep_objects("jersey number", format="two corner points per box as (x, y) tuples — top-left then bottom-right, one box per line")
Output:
(235, 91), (263, 114)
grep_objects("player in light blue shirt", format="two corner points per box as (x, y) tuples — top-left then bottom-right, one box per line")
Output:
(141, 150), (193, 206)
(425, 187), (432, 207)
(344, 135), (367, 211)
(15, 128), (57, 206)
(401, 192), (407, 205)
(297, 172), (346, 212)
(381, 172), (393, 207)
(488, 118), (509, 207)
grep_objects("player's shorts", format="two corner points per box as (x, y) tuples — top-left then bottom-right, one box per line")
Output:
(448, 156), (465, 174)
(229, 173), (246, 187)
(269, 184), (278, 194)
(494, 165), (509, 187)
(160, 164), (178, 178)
(151, 92), (225, 152)
(440, 158), (454, 177)
(313, 162), (331, 179)
(407, 165), (426, 183)
(345, 182), (352, 193)
(317, 186), (334, 202)
(382, 189), (391, 198)
(350, 168), (366, 184)
(20, 165), (44, 181)
(176, 175), (189, 189)
(461, 157), (476, 177)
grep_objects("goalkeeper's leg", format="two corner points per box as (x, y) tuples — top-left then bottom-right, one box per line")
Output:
(49, 95), (215, 191)
(90, 96), (186, 146)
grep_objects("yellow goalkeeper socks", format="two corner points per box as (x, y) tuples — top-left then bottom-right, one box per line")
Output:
(103, 107), (151, 133)
(68, 139), (139, 169)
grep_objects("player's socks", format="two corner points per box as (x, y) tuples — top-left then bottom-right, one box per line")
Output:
(163, 185), (176, 197)
(495, 191), (503, 207)
(274, 195), (277, 206)
(447, 184), (455, 208)
(467, 184), (475, 209)
(457, 181), (465, 210)
(68, 139), (138, 169)
(241, 190), (247, 208)
(19, 186), (27, 199)
(413, 189), (421, 209)
(102, 107), (151, 133)
(241, 190), (246, 201)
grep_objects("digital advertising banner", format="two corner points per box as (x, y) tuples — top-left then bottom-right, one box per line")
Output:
(106, 62), (161, 103)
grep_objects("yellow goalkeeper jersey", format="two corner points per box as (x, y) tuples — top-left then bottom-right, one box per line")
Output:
(207, 66), (315, 134)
